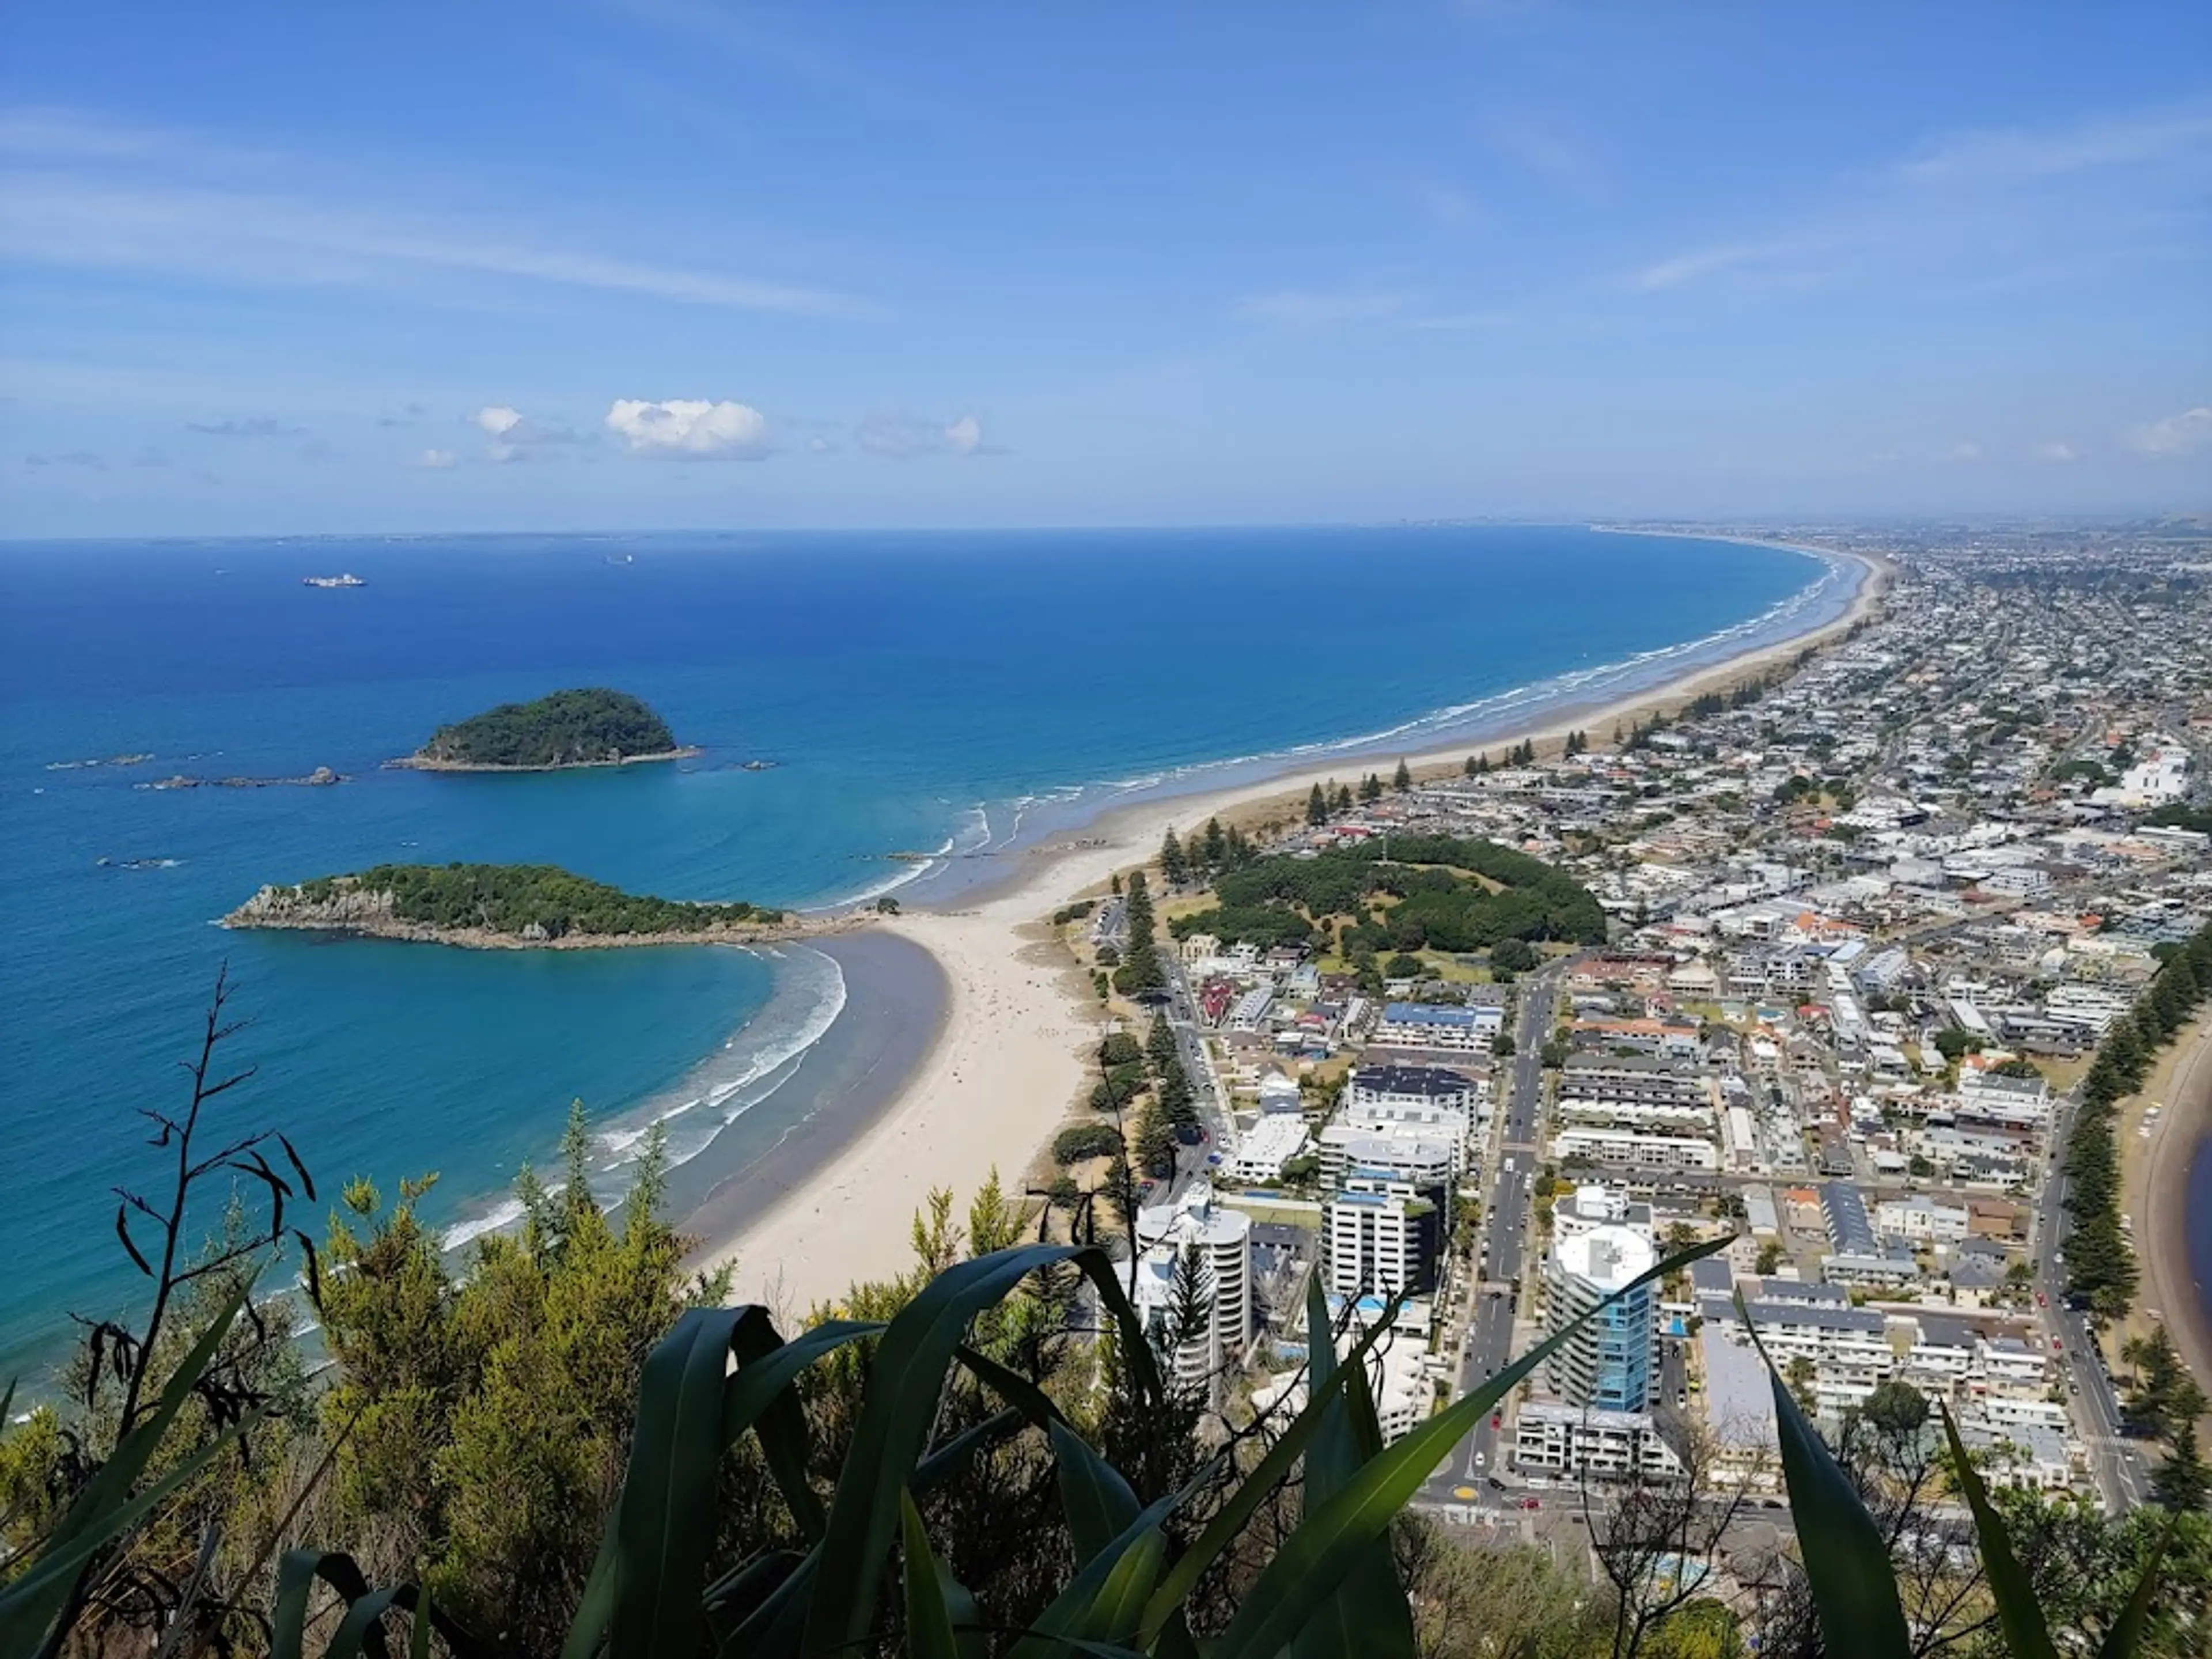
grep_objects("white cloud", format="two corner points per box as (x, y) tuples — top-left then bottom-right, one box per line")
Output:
(855, 410), (993, 459)
(413, 448), (458, 469)
(2124, 406), (2212, 457)
(1949, 441), (1984, 463)
(604, 397), (772, 458)
(2033, 440), (2078, 463)
(471, 404), (578, 463)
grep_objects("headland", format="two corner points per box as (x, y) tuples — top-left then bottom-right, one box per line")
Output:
(223, 863), (827, 949)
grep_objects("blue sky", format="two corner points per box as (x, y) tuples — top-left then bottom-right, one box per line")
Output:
(2, 2), (2207, 537)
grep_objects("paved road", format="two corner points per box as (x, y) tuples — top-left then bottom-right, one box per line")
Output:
(1423, 956), (1573, 1506)
(1156, 952), (1234, 1202)
(2035, 1088), (2154, 1509)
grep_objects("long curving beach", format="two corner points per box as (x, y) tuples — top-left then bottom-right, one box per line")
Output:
(2127, 1015), (2212, 1416)
(694, 545), (1891, 1312)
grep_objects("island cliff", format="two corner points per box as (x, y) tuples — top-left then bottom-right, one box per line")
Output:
(223, 863), (836, 949)
(392, 688), (698, 771)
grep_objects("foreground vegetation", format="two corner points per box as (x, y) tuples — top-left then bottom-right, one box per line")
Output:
(2, 979), (2206, 1658)
(409, 689), (682, 769)
(234, 863), (783, 940)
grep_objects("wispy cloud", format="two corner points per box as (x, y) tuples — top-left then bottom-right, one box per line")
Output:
(2124, 406), (2212, 458)
(1236, 289), (1411, 327)
(472, 405), (584, 463)
(1630, 102), (2212, 296)
(184, 416), (305, 438)
(1897, 108), (2212, 184)
(1482, 111), (1604, 196)
(0, 108), (858, 315)
(855, 410), (995, 458)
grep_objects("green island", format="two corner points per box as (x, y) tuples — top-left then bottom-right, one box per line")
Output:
(395, 687), (694, 770)
(223, 862), (796, 946)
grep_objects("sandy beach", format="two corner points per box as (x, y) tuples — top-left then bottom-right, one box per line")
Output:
(2126, 1014), (2212, 1414)
(698, 544), (1891, 1313)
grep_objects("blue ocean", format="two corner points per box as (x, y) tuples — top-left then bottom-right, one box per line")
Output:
(0, 526), (1847, 1374)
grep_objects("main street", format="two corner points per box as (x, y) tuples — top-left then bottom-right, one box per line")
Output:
(2033, 1087), (2153, 1509)
(1424, 953), (1574, 1506)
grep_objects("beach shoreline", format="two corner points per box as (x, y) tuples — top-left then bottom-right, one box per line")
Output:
(2127, 1014), (2212, 1420)
(693, 544), (1889, 1311)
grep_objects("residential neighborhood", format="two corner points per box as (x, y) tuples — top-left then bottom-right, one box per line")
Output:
(1066, 522), (2212, 1599)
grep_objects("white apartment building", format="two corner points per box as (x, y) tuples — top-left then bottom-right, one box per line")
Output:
(1718, 1297), (1892, 1416)
(1221, 1115), (1309, 1184)
(1134, 1185), (1253, 1401)
(1557, 1099), (1716, 1137)
(1551, 1183), (1633, 1243)
(1323, 1175), (1439, 1300)
(1552, 1125), (1719, 1173)
(1346, 1063), (1483, 1116)
(1373, 1001), (1502, 1051)
(1316, 1126), (1456, 1194)
(1513, 1403), (1683, 1479)
(1874, 1194), (1970, 1244)
(1722, 1104), (1760, 1171)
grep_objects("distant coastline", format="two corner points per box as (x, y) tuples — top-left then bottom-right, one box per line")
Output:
(695, 541), (1886, 1309)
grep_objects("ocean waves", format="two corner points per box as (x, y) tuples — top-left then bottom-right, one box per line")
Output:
(437, 944), (849, 1251)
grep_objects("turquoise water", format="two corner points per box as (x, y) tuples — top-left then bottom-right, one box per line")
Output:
(0, 526), (1847, 1375)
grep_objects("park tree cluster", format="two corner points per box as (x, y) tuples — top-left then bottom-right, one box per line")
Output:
(1167, 832), (1606, 957)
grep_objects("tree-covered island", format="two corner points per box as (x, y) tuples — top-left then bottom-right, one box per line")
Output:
(223, 862), (813, 948)
(393, 687), (696, 771)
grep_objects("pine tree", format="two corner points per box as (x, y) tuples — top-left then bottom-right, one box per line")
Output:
(1157, 1061), (1198, 1130)
(1359, 773), (1382, 804)
(1147, 1012), (1179, 1073)
(1392, 757), (1412, 793)
(2152, 1428), (2211, 1512)
(1307, 783), (1328, 825)
(1113, 870), (1166, 997)
(1135, 1097), (1179, 1180)
(1201, 817), (1228, 868)
(1160, 827), (1188, 887)
(1463, 755), (1480, 777)
(1334, 783), (1354, 812)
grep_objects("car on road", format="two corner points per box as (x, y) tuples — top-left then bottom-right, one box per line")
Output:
(1491, 1412), (1502, 1430)
(1486, 1476), (1504, 1490)
(1518, 1497), (1541, 1511)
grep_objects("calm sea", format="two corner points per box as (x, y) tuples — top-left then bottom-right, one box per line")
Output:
(0, 526), (1843, 1375)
